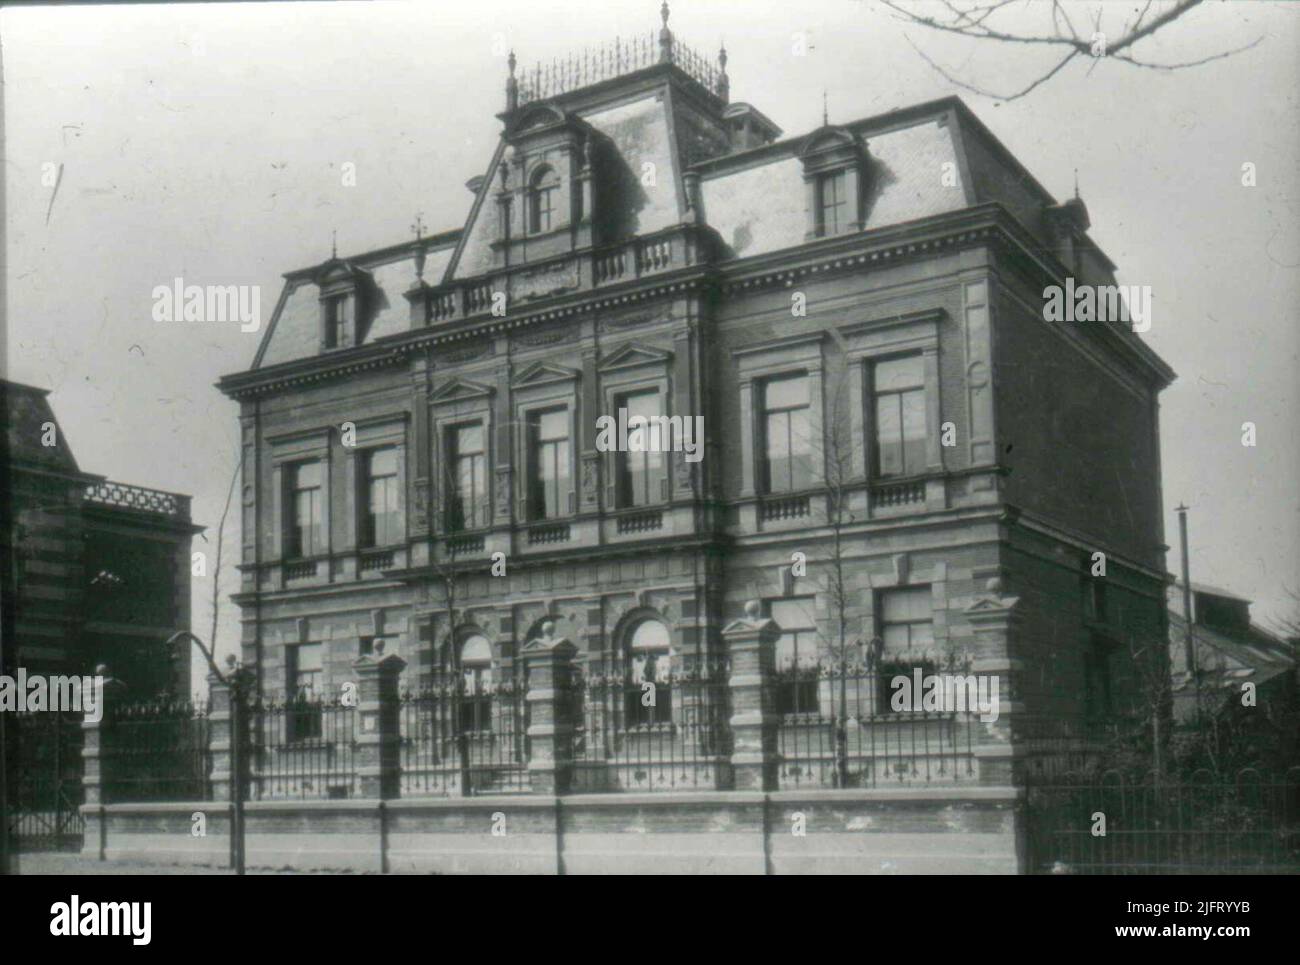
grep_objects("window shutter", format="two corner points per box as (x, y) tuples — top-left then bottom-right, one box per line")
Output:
(568, 489), (576, 514)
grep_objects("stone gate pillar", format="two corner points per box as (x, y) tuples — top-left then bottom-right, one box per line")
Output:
(722, 601), (780, 791)
(521, 620), (577, 795)
(353, 642), (407, 799)
(964, 578), (1024, 785)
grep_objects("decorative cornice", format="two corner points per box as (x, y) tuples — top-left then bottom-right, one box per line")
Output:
(219, 202), (1172, 400)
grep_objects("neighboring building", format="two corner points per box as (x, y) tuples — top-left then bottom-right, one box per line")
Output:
(1, 380), (200, 697)
(1167, 580), (1298, 723)
(217, 8), (1174, 756)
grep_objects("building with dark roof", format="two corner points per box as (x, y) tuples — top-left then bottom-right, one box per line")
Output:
(1167, 580), (1298, 722)
(217, 5), (1176, 781)
(1, 379), (200, 697)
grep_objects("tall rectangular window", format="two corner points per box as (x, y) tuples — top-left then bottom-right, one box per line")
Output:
(762, 374), (813, 493)
(1083, 577), (1108, 623)
(872, 355), (927, 478)
(816, 170), (847, 236)
(1083, 635), (1113, 719)
(528, 408), (570, 520)
(617, 390), (666, 507)
(323, 294), (351, 349)
(770, 597), (820, 715)
(447, 423), (487, 532)
(877, 586), (934, 713)
(360, 447), (400, 547)
(286, 642), (323, 741)
(286, 461), (323, 558)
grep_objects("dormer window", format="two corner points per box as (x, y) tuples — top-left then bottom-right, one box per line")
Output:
(816, 170), (848, 236)
(315, 258), (372, 352)
(528, 165), (559, 234)
(798, 126), (867, 240)
(323, 293), (352, 350)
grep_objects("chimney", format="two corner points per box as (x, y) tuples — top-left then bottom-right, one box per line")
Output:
(723, 102), (782, 154)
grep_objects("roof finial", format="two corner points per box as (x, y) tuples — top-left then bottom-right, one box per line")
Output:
(411, 213), (426, 281)
(716, 40), (729, 102)
(1073, 168), (1080, 199)
(506, 49), (519, 111)
(822, 89), (829, 126)
(331, 229), (337, 260)
(659, 1), (673, 63)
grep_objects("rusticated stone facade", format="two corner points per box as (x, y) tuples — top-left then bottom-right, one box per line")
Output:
(218, 12), (1175, 771)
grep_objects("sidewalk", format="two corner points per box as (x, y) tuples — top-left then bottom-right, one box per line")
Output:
(10, 853), (367, 875)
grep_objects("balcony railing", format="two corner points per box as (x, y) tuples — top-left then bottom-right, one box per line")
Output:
(359, 549), (395, 573)
(616, 509), (663, 534)
(758, 494), (811, 522)
(84, 480), (191, 520)
(412, 226), (708, 327)
(283, 560), (318, 581)
(528, 523), (571, 545)
(446, 533), (486, 556)
(515, 32), (719, 107)
(871, 479), (926, 509)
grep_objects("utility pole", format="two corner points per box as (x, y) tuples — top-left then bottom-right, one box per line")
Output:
(1176, 504), (1196, 678)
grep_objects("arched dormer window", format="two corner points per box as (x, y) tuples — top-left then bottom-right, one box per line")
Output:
(458, 632), (494, 733)
(528, 165), (560, 234)
(626, 616), (672, 727)
(798, 126), (867, 240)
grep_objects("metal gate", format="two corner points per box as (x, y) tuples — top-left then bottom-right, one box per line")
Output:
(6, 710), (85, 852)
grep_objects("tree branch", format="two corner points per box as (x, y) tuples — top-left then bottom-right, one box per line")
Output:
(878, 0), (1262, 100)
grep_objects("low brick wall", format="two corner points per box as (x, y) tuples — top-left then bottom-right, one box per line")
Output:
(82, 786), (1023, 874)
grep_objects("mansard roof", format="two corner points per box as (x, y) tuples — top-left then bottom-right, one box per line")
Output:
(237, 67), (1145, 381)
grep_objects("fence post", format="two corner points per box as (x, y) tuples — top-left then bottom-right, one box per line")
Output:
(207, 673), (237, 802)
(522, 620), (577, 795)
(964, 578), (1023, 785)
(353, 642), (406, 800)
(81, 665), (128, 807)
(723, 601), (779, 791)
(80, 665), (127, 857)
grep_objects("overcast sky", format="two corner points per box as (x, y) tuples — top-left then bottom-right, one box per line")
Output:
(3, 1), (1297, 692)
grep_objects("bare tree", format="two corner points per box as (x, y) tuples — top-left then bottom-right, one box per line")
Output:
(425, 447), (477, 790)
(819, 350), (864, 788)
(876, 0), (1263, 101)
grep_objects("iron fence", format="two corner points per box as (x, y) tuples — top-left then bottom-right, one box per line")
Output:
(1012, 714), (1152, 783)
(6, 710), (85, 851)
(398, 665), (529, 797)
(1026, 767), (1300, 874)
(570, 657), (731, 792)
(772, 663), (977, 789)
(250, 693), (357, 799)
(101, 697), (212, 804)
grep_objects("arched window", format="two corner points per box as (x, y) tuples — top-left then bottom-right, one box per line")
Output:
(626, 617), (672, 726)
(458, 633), (493, 733)
(528, 165), (559, 234)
